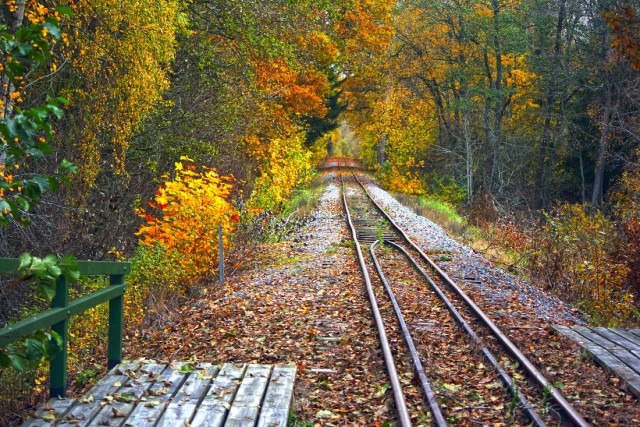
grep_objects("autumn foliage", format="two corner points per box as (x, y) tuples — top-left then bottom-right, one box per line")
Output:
(530, 204), (634, 326)
(606, 6), (640, 71)
(135, 158), (239, 282)
(248, 135), (314, 211)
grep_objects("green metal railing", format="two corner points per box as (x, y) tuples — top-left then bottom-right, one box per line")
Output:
(0, 258), (131, 398)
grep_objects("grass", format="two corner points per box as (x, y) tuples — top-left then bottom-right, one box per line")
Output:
(263, 176), (328, 242)
(393, 192), (467, 236)
(393, 193), (467, 237)
(281, 176), (327, 220)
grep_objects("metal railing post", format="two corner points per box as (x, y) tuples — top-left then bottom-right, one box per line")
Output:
(219, 225), (224, 285)
(50, 275), (69, 398)
(107, 274), (124, 369)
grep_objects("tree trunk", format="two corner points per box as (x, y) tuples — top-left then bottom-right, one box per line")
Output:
(591, 27), (616, 209)
(464, 109), (473, 203)
(591, 103), (611, 208)
(579, 151), (585, 204)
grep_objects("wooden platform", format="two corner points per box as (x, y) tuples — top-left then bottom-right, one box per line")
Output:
(23, 360), (297, 427)
(554, 325), (640, 398)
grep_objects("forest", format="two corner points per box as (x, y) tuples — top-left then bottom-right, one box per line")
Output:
(0, 0), (640, 420)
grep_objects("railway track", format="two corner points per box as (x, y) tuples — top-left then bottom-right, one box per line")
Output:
(339, 169), (590, 426)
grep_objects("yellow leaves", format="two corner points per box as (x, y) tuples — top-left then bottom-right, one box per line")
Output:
(23, 0), (49, 24)
(534, 203), (634, 325)
(59, 0), (181, 188)
(475, 3), (493, 18)
(249, 133), (313, 211)
(297, 31), (339, 65)
(136, 160), (239, 280)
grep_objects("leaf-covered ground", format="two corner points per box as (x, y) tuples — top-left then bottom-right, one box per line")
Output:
(124, 173), (640, 425)
(125, 180), (398, 425)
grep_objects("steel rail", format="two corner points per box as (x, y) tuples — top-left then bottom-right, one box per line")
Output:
(339, 169), (412, 427)
(384, 240), (546, 426)
(351, 172), (590, 427)
(370, 241), (448, 426)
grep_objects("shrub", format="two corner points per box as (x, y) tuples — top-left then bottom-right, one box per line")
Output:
(611, 166), (640, 302)
(249, 134), (314, 211)
(124, 244), (194, 330)
(530, 203), (634, 325)
(135, 157), (239, 282)
(378, 162), (426, 196)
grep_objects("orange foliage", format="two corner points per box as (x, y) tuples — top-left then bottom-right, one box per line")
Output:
(255, 59), (329, 118)
(606, 6), (640, 70)
(135, 158), (239, 280)
(339, 0), (395, 56)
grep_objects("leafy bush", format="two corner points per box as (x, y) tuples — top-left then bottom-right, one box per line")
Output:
(121, 244), (193, 331)
(427, 176), (466, 206)
(611, 166), (640, 301)
(135, 157), (239, 282)
(249, 134), (314, 211)
(378, 162), (426, 195)
(530, 203), (634, 325)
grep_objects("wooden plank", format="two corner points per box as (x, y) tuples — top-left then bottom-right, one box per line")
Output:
(22, 397), (77, 426)
(257, 408), (289, 427)
(156, 363), (220, 427)
(225, 406), (260, 427)
(555, 326), (640, 398)
(87, 361), (168, 427)
(574, 327), (640, 369)
(191, 363), (246, 427)
(573, 326), (626, 352)
(59, 360), (142, 426)
(224, 364), (272, 427)
(66, 373), (129, 425)
(612, 328), (640, 349)
(583, 328), (640, 376)
(630, 329), (640, 339)
(257, 364), (297, 427)
(125, 362), (189, 426)
(25, 361), (298, 427)
(594, 328), (640, 358)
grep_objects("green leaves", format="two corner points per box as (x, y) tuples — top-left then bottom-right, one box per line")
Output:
(0, 332), (62, 372)
(1, 13), (75, 227)
(0, 253), (77, 372)
(179, 363), (196, 374)
(17, 252), (79, 300)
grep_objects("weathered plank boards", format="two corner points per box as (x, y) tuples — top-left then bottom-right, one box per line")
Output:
(22, 360), (297, 427)
(554, 325), (640, 399)
(225, 364), (272, 427)
(257, 364), (297, 427)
